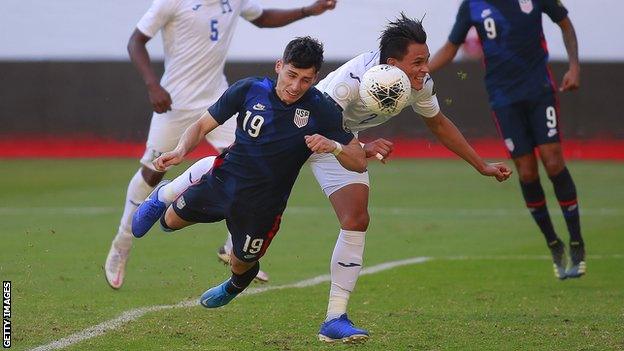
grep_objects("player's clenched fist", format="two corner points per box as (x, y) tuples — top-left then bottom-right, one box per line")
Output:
(305, 134), (338, 154)
(147, 83), (172, 114)
(480, 162), (513, 182)
(153, 150), (184, 171)
(305, 0), (337, 16)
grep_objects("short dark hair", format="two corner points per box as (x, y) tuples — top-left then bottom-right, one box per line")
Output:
(282, 36), (324, 72)
(379, 13), (427, 64)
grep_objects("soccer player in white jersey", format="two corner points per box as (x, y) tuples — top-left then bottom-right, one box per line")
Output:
(104, 0), (338, 290)
(312, 14), (511, 342)
(162, 13), (512, 343)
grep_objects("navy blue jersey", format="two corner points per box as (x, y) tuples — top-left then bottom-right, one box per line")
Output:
(207, 76), (354, 210)
(449, 0), (568, 108)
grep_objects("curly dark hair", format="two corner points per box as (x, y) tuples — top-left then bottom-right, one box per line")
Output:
(282, 36), (324, 72)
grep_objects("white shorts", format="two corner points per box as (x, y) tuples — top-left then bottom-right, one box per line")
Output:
(308, 152), (370, 197)
(140, 107), (236, 171)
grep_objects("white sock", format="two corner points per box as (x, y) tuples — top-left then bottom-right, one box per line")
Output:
(159, 156), (216, 203)
(224, 232), (233, 252)
(113, 168), (154, 251)
(326, 229), (366, 321)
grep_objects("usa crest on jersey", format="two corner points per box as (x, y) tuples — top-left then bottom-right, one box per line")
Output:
(293, 108), (310, 128)
(518, 0), (533, 14)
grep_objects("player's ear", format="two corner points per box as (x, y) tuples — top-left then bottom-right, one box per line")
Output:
(275, 59), (283, 74)
(386, 57), (398, 66)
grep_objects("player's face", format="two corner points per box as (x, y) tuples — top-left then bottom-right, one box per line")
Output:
(274, 60), (318, 105)
(387, 42), (431, 91)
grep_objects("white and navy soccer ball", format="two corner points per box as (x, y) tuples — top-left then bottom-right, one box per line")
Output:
(359, 64), (411, 116)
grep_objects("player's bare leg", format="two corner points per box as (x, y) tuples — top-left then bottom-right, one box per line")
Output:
(105, 165), (164, 289)
(538, 142), (585, 277)
(319, 183), (369, 343)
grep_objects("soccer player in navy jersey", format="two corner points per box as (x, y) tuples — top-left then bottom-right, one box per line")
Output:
(430, 0), (585, 279)
(105, 0), (338, 289)
(131, 37), (367, 311)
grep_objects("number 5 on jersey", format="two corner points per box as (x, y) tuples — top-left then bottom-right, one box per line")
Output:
(243, 110), (264, 137)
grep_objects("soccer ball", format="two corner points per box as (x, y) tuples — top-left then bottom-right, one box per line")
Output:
(359, 64), (411, 116)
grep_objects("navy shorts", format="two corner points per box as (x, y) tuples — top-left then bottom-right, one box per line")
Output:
(172, 175), (283, 262)
(492, 92), (561, 158)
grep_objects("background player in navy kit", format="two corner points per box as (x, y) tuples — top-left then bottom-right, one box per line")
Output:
(131, 37), (367, 309)
(430, 0), (585, 279)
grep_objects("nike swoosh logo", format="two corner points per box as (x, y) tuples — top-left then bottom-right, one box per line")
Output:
(349, 72), (361, 83)
(338, 262), (361, 267)
(129, 200), (141, 207)
(192, 4), (202, 10)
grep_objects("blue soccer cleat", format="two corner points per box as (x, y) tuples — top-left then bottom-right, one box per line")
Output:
(131, 180), (170, 238)
(199, 279), (239, 308)
(318, 314), (369, 343)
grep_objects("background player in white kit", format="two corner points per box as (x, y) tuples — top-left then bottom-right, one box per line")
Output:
(105, 0), (338, 289)
(172, 13), (511, 342)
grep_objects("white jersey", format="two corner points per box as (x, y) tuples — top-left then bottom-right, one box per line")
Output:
(137, 0), (263, 110)
(316, 51), (440, 133)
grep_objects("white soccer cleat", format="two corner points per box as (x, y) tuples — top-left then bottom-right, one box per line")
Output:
(216, 245), (270, 283)
(254, 269), (270, 283)
(105, 244), (130, 289)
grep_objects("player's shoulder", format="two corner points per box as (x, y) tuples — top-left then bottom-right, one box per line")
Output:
(304, 86), (330, 108)
(346, 51), (381, 75)
(230, 76), (271, 93)
(317, 51), (379, 102)
(304, 88), (342, 115)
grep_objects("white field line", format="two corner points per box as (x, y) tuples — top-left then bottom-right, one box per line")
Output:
(23, 253), (624, 351)
(28, 256), (431, 351)
(2, 206), (622, 217)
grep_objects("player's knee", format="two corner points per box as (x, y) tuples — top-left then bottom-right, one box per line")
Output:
(516, 165), (539, 183)
(163, 207), (184, 231)
(141, 166), (165, 187)
(543, 158), (565, 177)
(339, 211), (369, 231)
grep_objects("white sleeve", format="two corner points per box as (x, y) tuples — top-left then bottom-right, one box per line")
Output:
(136, 0), (178, 38)
(240, 0), (263, 21)
(318, 70), (361, 111)
(411, 75), (440, 118)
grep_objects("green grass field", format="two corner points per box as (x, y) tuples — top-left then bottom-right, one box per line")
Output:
(1, 159), (623, 350)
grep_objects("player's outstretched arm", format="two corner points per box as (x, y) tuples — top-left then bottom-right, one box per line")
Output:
(429, 41), (461, 73)
(251, 0), (336, 28)
(153, 111), (219, 171)
(423, 112), (512, 182)
(127, 29), (172, 114)
(305, 135), (367, 173)
(557, 17), (580, 91)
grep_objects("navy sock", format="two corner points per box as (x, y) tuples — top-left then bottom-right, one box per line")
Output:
(550, 167), (583, 246)
(520, 179), (559, 243)
(226, 262), (259, 295)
